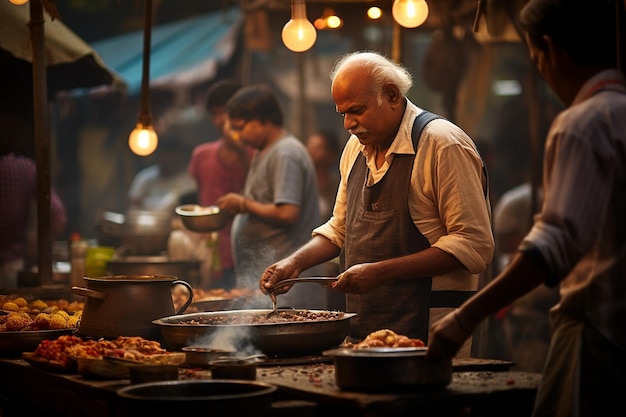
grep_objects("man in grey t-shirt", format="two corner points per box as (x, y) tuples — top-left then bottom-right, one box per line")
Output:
(216, 84), (325, 309)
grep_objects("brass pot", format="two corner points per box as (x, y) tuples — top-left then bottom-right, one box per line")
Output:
(72, 275), (193, 341)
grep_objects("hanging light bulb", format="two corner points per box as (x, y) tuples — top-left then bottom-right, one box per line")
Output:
(367, 7), (383, 20)
(128, 0), (158, 156)
(392, 0), (429, 28)
(128, 123), (158, 156)
(8, 0), (29, 5)
(282, 0), (317, 52)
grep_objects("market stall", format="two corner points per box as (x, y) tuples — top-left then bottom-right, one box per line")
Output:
(0, 356), (540, 417)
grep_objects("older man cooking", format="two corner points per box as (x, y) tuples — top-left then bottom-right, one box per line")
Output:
(259, 51), (493, 357)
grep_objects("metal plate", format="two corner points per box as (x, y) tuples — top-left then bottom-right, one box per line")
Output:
(323, 346), (428, 357)
(0, 328), (76, 357)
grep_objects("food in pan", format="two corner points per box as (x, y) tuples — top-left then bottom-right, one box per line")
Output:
(344, 329), (425, 349)
(176, 309), (346, 325)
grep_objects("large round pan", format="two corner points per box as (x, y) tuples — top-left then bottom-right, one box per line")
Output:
(152, 309), (355, 355)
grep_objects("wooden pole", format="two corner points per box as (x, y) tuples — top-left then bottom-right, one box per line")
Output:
(391, 21), (402, 64)
(297, 52), (307, 140)
(30, 0), (53, 287)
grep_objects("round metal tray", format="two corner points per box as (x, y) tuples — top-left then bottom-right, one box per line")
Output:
(0, 328), (76, 357)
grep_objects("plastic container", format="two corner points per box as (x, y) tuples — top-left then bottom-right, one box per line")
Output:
(70, 233), (89, 287)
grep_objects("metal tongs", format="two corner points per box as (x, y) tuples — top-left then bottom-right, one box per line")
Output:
(266, 277), (339, 318)
(270, 276), (339, 291)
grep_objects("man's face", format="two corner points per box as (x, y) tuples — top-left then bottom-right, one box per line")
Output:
(331, 67), (397, 148)
(228, 118), (264, 149)
(208, 105), (228, 133)
(306, 134), (327, 167)
(525, 33), (552, 88)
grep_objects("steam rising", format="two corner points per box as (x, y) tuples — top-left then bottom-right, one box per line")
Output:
(189, 326), (262, 356)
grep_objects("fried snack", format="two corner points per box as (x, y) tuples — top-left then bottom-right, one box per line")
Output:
(346, 328), (425, 349)
(4, 312), (34, 331)
(1, 301), (19, 311)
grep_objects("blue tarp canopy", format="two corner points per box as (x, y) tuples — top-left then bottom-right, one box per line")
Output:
(92, 6), (242, 94)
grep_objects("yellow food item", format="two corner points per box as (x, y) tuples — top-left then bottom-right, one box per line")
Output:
(5, 313), (33, 331)
(67, 315), (80, 328)
(12, 297), (28, 307)
(66, 301), (84, 313)
(55, 310), (70, 320)
(48, 313), (68, 329)
(2, 301), (19, 311)
(31, 299), (48, 310)
(347, 328), (426, 349)
(33, 313), (52, 329)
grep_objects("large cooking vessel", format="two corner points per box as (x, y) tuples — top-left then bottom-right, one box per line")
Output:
(323, 347), (452, 391)
(152, 309), (356, 354)
(72, 275), (193, 341)
(107, 255), (201, 281)
(117, 380), (277, 416)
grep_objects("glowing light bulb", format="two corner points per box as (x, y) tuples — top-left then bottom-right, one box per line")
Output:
(367, 7), (383, 20)
(128, 123), (158, 156)
(326, 15), (342, 29)
(9, 0), (29, 5)
(392, 0), (429, 28)
(281, 0), (317, 52)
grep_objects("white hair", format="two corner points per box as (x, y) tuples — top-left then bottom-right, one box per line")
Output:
(329, 51), (413, 98)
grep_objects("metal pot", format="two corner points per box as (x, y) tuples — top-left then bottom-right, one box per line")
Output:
(152, 309), (356, 354)
(107, 256), (201, 281)
(116, 380), (277, 416)
(323, 347), (452, 391)
(209, 356), (265, 380)
(72, 275), (193, 341)
(182, 346), (237, 368)
(98, 210), (172, 255)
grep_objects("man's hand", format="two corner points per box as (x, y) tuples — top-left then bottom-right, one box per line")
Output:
(216, 193), (244, 215)
(426, 309), (475, 360)
(259, 258), (300, 295)
(330, 263), (380, 293)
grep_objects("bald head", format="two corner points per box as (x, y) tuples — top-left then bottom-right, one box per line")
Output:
(330, 51), (413, 96)
(329, 51), (408, 149)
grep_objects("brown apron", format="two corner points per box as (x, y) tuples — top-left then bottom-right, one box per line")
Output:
(342, 111), (477, 342)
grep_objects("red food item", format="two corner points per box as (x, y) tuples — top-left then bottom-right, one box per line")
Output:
(29, 335), (168, 370)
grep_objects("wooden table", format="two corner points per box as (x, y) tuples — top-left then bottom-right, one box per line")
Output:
(0, 357), (540, 417)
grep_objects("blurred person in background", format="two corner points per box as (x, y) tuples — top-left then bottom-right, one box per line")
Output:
(427, 1), (626, 415)
(0, 102), (67, 288)
(259, 51), (493, 356)
(216, 84), (325, 309)
(305, 129), (342, 223)
(188, 79), (254, 290)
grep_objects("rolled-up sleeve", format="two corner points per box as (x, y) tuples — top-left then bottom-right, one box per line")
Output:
(414, 119), (494, 274)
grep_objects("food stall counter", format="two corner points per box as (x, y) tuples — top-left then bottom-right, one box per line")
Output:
(0, 357), (540, 417)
